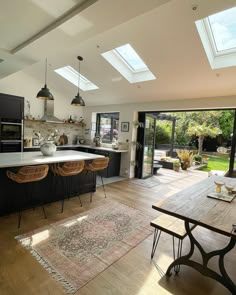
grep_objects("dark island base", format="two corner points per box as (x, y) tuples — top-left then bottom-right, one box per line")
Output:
(0, 168), (96, 216)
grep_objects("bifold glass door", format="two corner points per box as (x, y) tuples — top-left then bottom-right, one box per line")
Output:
(135, 112), (156, 179)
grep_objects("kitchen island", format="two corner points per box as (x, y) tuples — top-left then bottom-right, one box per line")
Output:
(0, 150), (104, 216)
(24, 145), (129, 177)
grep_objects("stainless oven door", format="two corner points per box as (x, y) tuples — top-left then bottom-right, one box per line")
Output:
(0, 140), (22, 152)
(1, 122), (22, 140)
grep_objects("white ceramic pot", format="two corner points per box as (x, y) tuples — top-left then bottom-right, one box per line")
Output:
(40, 141), (57, 156)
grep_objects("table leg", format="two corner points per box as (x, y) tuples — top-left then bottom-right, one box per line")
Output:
(166, 221), (236, 294)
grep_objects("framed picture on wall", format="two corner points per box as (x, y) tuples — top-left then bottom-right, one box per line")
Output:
(121, 122), (129, 132)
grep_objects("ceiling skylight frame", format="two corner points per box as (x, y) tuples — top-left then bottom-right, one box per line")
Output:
(203, 18), (236, 56)
(195, 7), (236, 69)
(54, 66), (98, 91)
(114, 45), (148, 73)
(101, 44), (156, 83)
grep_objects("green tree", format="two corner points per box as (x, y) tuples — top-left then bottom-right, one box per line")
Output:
(186, 111), (221, 154)
(155, 121), (171, 144)
(218, 110), (234, 141)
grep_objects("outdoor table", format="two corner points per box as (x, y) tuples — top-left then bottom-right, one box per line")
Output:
(152, 176), (236, 294)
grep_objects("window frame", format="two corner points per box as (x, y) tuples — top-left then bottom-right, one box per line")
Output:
(96, 112), (119, 144)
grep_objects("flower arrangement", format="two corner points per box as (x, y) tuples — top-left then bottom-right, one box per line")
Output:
(34, 129), (58, 144)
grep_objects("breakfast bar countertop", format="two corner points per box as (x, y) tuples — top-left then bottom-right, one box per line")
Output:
(0, 150), (104, 168)
(24, 144), (129, 153)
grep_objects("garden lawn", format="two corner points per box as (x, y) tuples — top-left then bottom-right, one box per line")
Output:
(199, 155), (229, 172)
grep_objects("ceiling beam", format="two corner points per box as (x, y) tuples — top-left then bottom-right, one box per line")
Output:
(11, 0), (98, 54)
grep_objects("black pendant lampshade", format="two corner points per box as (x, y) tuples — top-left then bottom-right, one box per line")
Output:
(71, 56), (85, 106)
(36, 58), (54, 100)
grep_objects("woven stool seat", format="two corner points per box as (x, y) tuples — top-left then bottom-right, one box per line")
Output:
(6, 165), (49, 228)
(7, 165), (49, 183)
(51, 161), (85, 212)
(84, 157), (109, 202)
(84, 157), (109, 172)
(52, 160), (85, 177)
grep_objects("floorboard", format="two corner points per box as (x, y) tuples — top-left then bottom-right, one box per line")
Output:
(0, 169), (233, 295)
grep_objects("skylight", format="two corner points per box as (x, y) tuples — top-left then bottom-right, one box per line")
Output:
(115, 44), (147, 72)
(54, 66), (98, 91)
(195, 6), (236, 69)
(208, 7), (236, 53)
(101, 44), (156, 83)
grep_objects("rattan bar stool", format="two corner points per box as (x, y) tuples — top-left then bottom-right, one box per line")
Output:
(51, 160), (85, 213)
(6, 165), (49, 228)
(84, 157), (109, 202)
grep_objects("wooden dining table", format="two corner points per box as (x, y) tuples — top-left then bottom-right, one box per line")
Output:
(152, 176), (236, 294)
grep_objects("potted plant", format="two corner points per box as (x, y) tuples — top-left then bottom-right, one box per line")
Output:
(193, 154), (202, 165)
(176, 150), (194, 170)
(173, 160), (180, 172)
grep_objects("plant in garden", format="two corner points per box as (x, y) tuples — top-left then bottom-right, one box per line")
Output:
(176, 150), (194, 170)
(173, 159), (181, 171)
(193, 154), (202, 164)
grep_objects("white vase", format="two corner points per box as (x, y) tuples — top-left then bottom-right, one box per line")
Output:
(40, 141), (57, 156)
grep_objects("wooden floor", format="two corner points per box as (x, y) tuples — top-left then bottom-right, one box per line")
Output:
(0, 168), (234, 295)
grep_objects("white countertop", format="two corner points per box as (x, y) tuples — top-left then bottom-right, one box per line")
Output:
(78, 145), (128, 153)
(24, 144), (128, 153)
(24, 144), (80, 149)
(0, 150), (104, 168)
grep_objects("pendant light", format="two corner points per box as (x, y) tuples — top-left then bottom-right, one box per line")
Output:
(71, 56), (85, 106)
(36, 58), (54, 100)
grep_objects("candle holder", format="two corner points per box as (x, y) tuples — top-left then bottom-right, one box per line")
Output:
(224, 184), (235, 195)
(214, 181), (224, 193)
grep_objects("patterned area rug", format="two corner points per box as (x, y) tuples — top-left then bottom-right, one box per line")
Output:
(15, 201), (153, 293)
(130, 177), (160, 188)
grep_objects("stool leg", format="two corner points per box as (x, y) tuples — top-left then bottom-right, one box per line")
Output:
(61, 176), (65, 213)
(41, 205), (47, 219)
(151, 228), (162, 259)
(18, 210), (22, 228)
(77, 190), (82, 207)
(90, 171), (95, 203)
(173, 237), (183, 273)
(100, 175), (107, 198)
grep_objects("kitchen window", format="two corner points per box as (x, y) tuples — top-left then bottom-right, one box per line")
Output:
(96, 113), (119, 143)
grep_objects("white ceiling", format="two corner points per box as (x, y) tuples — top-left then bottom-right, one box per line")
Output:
(1, 0), (236, 106)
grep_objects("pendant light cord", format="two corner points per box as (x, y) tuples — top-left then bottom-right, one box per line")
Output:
(45, 58), (48, 86)
(78, 58), (80, 92)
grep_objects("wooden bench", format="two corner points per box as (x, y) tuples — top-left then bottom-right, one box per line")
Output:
(150, 214), (196, 272)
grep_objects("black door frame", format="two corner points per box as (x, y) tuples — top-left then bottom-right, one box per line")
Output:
(135, 108), (236, 178)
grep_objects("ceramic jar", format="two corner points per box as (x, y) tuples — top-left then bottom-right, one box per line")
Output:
(40, 141), (57, 156)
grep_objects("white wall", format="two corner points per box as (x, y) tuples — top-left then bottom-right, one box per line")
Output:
(0, 71), (84, 121)
(84, 95), (236, 178)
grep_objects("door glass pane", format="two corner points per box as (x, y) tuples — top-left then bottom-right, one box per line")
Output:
(142, 114), (155, 178)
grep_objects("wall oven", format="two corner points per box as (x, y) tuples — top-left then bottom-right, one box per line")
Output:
(0, 118), (23, 152)
(0, 140), (22, 152)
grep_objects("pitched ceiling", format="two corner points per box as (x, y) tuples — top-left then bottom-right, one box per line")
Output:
(1, 0), (236, 106)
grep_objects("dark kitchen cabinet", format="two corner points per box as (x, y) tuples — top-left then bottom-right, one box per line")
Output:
(0, 93), (24, 120)
(76, 147), (121, 177)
